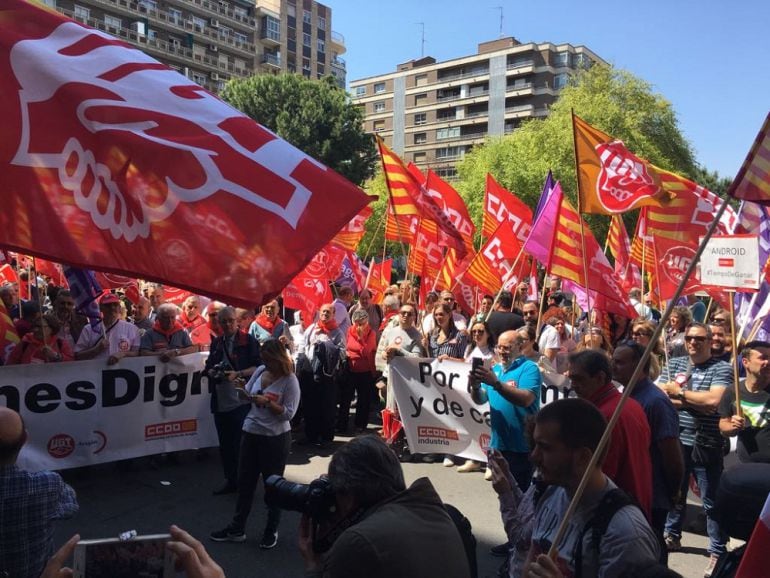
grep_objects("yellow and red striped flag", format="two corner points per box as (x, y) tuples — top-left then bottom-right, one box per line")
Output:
(630, 169), (737, 266)
(331, 205), (373, 251)
(607, 215), (642, 292)
(728, 112), (770, 205)
(376, 136), (467, 257)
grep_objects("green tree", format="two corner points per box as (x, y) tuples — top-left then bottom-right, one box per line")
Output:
(455, 64), (698, 244)
(222, 74), (377, 186)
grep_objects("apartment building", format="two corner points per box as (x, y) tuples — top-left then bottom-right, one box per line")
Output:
(50, 0), (345, 93)
(350, 37), (605, 179)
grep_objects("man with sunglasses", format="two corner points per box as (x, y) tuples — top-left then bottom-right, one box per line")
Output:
(657, 322), (731, 576)
(421, 290), (468, 334)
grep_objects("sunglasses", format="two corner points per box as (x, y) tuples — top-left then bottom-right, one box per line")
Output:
(631, 331), (651, 338)
(685, 335), (707, 343)
(399, 311), (413, 316)
(471, 329), (486, 335)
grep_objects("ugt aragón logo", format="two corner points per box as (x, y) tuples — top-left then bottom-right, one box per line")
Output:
(10, 22), (323, 241)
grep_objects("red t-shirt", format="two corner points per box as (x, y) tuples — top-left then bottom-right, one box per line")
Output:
(587, 383), (653, 519)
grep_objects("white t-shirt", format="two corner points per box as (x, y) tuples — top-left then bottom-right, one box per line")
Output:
(75, 320), (141, 359)
(538, 324), (560, 354)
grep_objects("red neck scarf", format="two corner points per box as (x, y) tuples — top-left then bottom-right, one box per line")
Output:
(379, 310), (397, 332)
(316, 318), (338, 334)
(256, 313), (280, 333)
(180, 311), (203, 328)
(152, 319), (185, 338)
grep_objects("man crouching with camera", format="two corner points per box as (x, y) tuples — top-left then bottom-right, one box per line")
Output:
(287, 436), (471, 578)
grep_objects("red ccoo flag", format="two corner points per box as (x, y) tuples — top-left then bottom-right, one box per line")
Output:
(483, 175), (533, 242)
(0, 1), (372, 309)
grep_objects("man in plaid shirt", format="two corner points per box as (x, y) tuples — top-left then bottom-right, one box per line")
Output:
(0, 407), (78, 578)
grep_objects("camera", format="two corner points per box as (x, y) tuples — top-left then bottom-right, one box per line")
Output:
(264, 475), (337, 521)
(207, 361), (232, 382)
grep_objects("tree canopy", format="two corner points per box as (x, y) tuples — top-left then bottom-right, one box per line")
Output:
(454, 64), (701, 243)
(222, 74), (377, 186)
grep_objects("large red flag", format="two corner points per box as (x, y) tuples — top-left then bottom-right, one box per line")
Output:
(607, 215), (642, 293)
(464, 223), (527, 295)
(483, 175), (533, 243)
(0, 1), (372, 309)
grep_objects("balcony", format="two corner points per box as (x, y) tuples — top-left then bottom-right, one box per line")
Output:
(261, 52), (281, 68)
(504, 104), (535, 118)
(261, 29), (281, 46)
(332, 56), (346, 70)
(331, 31), (346, 54)
(436, 68), (489, 83)
(506, 82), (533, 94)
(80, 0), (257, 56)
(182, 0), (256, 28)
(507, 59), (534, 70)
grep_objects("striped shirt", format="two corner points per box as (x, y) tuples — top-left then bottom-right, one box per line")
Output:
(657, 356), (731, 448)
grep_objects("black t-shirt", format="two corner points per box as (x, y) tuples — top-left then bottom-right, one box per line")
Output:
(718, 379), (770, 463)
(486, 311), (524, 342)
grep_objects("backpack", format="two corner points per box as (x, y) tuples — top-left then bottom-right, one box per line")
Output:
(444, 503), (478, 578)
(573, 488), (637, 578)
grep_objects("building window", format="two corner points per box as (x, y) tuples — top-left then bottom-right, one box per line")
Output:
(373, 101), (386, 113)
(413, 152), (426, 163)
(234, 32), (248, 45)
(138, 0), (157, 10)
(303, 9), (312, 24)
(167, 8), (182, 25)
(553, 73), (569, 89)
(355, 86), (366, 97)
(303, 32), (311, 47)
(317, 63), (325, 75)
(73, 4), (90, 19)
(192, 16), (206, 31)
(436, 146), (463, 159)
(192, 72), (207, 85)
(414, 93), (427, 106)
(318, 16), (326, 30)
(434, 167), (457, 179)
(436, 127), (460, 140)
(104, 14), (121, 28)
(263, 16), (280, 42)
(373, 120), (385, 132)
(437, 109), (456, 121)
(414, 132), (427, 145)
(374, 82), (386, 94)
(555, 51), (569, 67)
(415, 74), (428, 87)
(414, 113), (427, 126)
(317, 38), (325, 53)
(287, 4), (296, 17)
(302, 58), (311, 72)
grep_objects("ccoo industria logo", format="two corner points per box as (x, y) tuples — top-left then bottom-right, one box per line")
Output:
(9, 22), (324, 241)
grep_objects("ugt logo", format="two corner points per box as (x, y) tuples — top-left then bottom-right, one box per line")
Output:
(595, 140), (661, 212)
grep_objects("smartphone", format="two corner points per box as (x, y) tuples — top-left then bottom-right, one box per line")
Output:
(72, 534), (174, 578)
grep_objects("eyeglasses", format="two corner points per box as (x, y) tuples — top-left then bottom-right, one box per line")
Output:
(399, 311), (413, 316)
(496, 345), (513, 351)
(685, 335), (707, 343)
(470, 329), (486, 335)
(710, 318), (727, 325)
(631, 331), (652, 338)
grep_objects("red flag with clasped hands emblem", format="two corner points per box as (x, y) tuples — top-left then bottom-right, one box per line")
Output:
(0, 1), (373, 309)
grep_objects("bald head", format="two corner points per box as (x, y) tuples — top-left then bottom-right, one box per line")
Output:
(0, 407), (26, 464)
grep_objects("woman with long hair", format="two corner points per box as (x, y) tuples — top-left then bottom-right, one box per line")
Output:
(457, 320), (496, 473)
(517, 325), (540, 363)
(337, 309), (377, 434)
(426, 303), (468, 362)
(576, 325), (613, 355)
(545, 315), (576, 374)
(630, 318), (664, 380)
(210, 339), (300, 549)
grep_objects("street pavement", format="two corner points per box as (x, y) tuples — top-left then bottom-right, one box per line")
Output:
(54, 435), (736, 578)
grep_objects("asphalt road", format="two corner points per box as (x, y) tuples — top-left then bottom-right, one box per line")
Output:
(53, 436), (733, 578)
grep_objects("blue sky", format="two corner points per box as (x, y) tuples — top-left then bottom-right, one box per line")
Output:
(330, 0), (770, 179)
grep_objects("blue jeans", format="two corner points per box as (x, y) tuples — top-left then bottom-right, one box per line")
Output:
(664, 443), (728, 555)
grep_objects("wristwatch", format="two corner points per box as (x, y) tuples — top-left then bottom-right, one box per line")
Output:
(676, 390), (686, 402)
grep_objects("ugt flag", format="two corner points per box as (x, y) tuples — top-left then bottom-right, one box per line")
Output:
(0, 1), (372, 308)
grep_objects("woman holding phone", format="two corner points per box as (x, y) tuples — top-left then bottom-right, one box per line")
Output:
(210, 339), (300, 549)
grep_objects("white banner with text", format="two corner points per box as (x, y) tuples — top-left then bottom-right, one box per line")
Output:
(390, 357), (492, 462)
(1, 353), (218, 471)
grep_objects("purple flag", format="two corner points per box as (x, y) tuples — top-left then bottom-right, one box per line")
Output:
(523, 181), (563, 267)
(734, 201), (770, 339)
(63, 266), (103, 329)
(533, 170), (555, 221)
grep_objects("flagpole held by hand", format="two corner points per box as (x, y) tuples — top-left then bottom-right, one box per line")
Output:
(729, 291), (743, 417)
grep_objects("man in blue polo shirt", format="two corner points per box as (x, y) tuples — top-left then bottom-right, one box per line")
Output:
(472, 329), (541, 491)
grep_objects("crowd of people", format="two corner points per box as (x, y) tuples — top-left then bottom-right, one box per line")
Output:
(1, 270), (769, 578)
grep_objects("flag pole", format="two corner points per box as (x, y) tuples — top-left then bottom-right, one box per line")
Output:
(571, 110), (593, 318)
(546, 192), (733, 561)
(652, 241), (671, 369)
(481, 242), (528, 322)
(728, 291), (743, 417)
